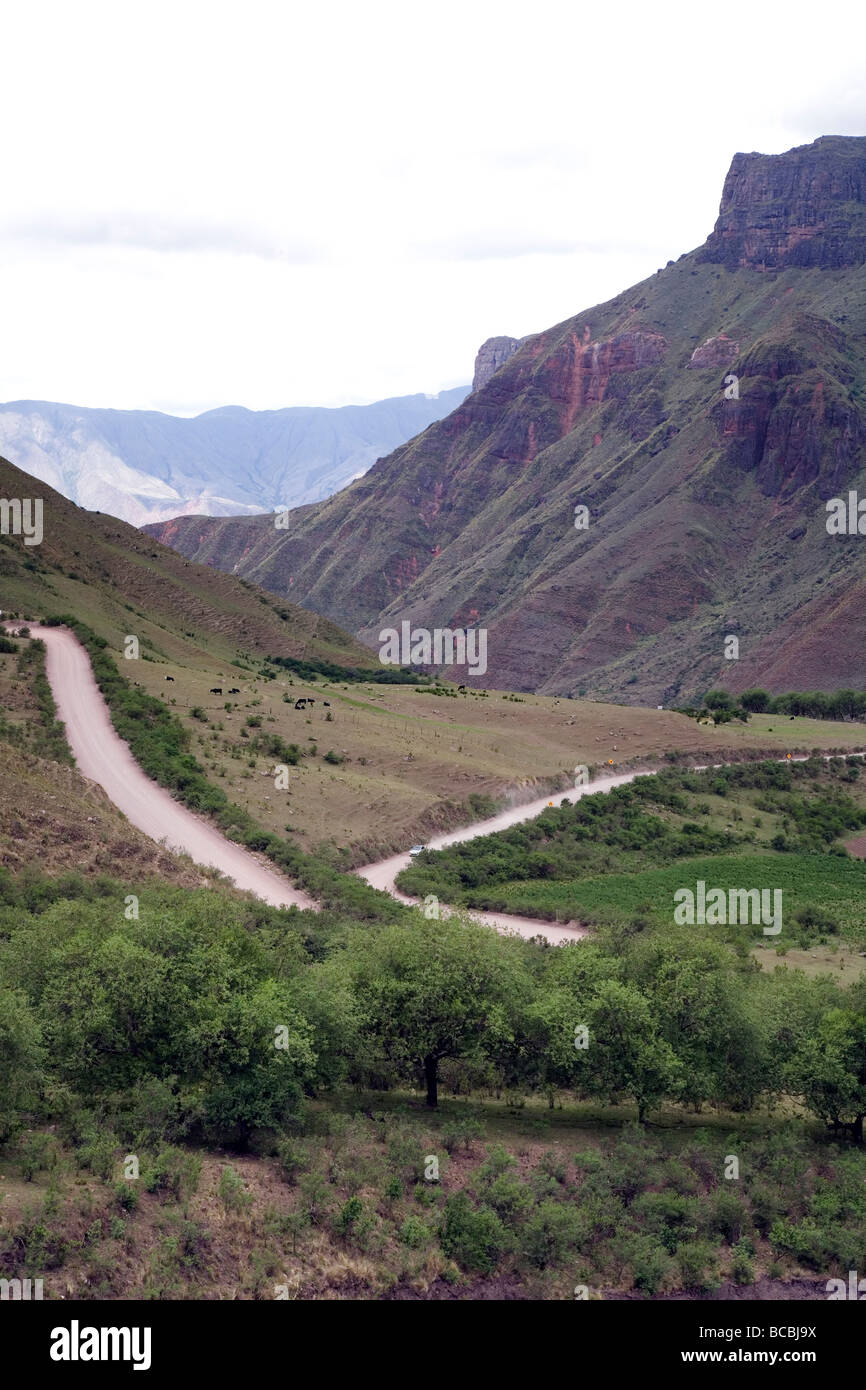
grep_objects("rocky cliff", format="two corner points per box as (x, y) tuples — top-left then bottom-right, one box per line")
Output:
(699, 135), (866, 270)
(472, 336), (524, 392)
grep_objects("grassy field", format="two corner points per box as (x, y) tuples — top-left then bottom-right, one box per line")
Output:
(487, 854), (866, 941)
(91, 656), (866, 865)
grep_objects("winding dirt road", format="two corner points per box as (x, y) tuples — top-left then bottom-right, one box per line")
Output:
(357, 774), (638, 942)
(19, 624), (317, 911)
(19, 623), (631, 939)
(23, 622), (822, 944)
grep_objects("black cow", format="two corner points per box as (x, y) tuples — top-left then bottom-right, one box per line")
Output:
(307, 698), (315, 705)
(323, 701), (330, 707)
(164, 675), (175, 681)
(294, 698), (307, 709)
(228, 687), (240, 694)
(210, 687), (222, 695)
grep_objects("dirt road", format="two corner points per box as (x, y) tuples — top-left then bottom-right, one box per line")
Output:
(357, 773), (638, 943)
(19, 624), (316, 911)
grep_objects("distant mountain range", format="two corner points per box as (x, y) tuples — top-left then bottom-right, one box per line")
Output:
(146, 136), (866, 703)
(0, 387), (469, 526)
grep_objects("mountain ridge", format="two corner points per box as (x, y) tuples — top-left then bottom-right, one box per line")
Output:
(145, 135), (866, 702)
(0, 386), (469, 527)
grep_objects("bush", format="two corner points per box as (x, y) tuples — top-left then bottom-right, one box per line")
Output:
(521, 1200), (583, 1269)
(677, 1238), (720, 1291)
(145, 1147), (202, 1201)
(441, 1117), (482, 1154)
(399, 1214), (432, 1248)
(17, 1131), (58, 1181)
(731, 1237), (755, 1285)
(276, 1139), (308, 1186)
(217, 1164), (252, 1213)
(482, 1171), (533, 1223)
(337, 1196), (364, 1235)
(439, 1192), (509, 1274)
(616, 1232), (675, 1294)
(114, 1182), (139, 1213)
(77, 1132), (117, 1180)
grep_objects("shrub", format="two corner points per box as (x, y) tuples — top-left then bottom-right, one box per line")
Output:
(145, 1147), (202, 1200)
(399, 1214), (432, 1248)
(439, 1192), (509, 1274)
(521, 1200), (583, 1269)
(114, 1182), (139, 1213)
(441, 1118), (482, 1154)
(482, 1171), (533, 1223)
(731, 1237), (755, 1285)
(616, 1232), (675, 1294)
(276, 1139), (308, 1186)
(217, 1164), (252, 1213)
(677, 1238), (720, 1292)
(337, 1196), (364, 1235)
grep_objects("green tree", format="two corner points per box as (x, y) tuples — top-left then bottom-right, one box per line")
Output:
(740, 689), (771, 713)
(576, 980), (681, 1123)
(349, 913), (531, 1106)
(790, 1007), (866, 1143)
(0, 989), (45, 1140)
(703, 690), (735, 711)
(200, 981), (316, 1147)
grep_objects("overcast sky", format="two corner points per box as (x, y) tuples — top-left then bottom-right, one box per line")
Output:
(1, 0), (864, 415)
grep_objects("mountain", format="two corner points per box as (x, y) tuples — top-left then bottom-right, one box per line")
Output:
(0, 387), (469, 527)
(145, 137), (866, 704)
(0, 456), (374, 673)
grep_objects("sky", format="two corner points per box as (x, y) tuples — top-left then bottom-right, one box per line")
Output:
(1, 0), (864, 415)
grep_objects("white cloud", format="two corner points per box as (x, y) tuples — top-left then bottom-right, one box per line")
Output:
(0, 0), (862, 412)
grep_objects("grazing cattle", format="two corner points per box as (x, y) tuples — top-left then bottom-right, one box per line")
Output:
(210, 687), (222, 695)
(307, 698), (315, 705)
(323, 701), (330, 707)
(164, 675), (175, 682)
(294, 698), (307, 709)
(458, 684), (466, 693)
(228, 688), (240, 694)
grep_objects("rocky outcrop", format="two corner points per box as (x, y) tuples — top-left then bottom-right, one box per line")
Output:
(472, 336), (523, 392)
(699, 135), (866, 270)
(687, 335), (739, 369)
(712, 317), (866, 498)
